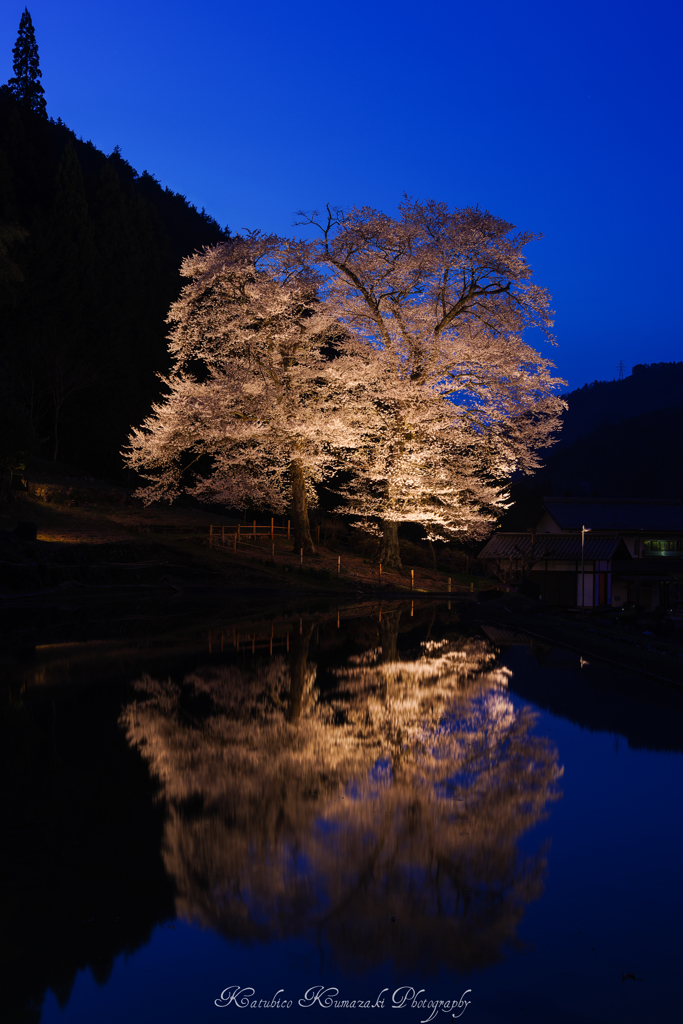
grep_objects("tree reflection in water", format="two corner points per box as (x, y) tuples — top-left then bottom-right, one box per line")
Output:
(121, 614), (562, 973)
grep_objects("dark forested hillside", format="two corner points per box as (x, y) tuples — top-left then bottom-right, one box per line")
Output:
(0, 95), (227, 478)
(552, 361), (683, 450)
(502, 362), (683, 526)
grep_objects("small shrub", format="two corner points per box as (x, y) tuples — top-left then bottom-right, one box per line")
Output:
(399, 539), (434, 569)
(348, 531), (380, 560)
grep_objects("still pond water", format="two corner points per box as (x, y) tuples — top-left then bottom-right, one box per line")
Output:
(3, 599), (683, 1024)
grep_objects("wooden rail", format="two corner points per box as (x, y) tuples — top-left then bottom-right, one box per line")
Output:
(204, 522), (513, 596)
(209, 519), (291, 547)
(207, 521), (337, 547)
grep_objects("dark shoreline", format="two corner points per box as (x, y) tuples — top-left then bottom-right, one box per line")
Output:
(3, 583), (682, 689)
(462, 596), (683, 689)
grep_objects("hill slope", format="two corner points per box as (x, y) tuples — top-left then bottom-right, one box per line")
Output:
(502, 362), (683, 526)
(554, 362), (683, 450)
(0, 95), (227, 477)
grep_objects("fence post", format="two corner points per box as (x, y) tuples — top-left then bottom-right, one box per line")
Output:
(253, 520), (256, 538)
(209, 525), (213, 549)
(411, 569), (414, 591)
(287, 520), (290, 540)
(337, 556), (340, 577)
(448, 577), (451, 593)
(379, 562), (382, 585)
(271, 518), (274, 540)
(300, 547), (303, 567)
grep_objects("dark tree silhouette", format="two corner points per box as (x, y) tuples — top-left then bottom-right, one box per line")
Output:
(6, 8), (47, 117)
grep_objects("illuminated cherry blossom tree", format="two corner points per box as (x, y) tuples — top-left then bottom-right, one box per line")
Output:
(296, 198), (565, 565)
(124, 235), (354, 553)
(125, 201), (564, 564)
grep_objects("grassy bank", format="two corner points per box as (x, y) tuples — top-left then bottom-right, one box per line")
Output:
(1, 477), (496, 599)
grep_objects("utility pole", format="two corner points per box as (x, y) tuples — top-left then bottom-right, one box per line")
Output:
(581, 525), (591, 613)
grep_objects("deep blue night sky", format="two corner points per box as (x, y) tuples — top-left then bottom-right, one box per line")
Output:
(2, 0), (681, 391)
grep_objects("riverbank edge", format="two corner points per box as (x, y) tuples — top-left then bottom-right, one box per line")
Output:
(467, 597), (683, 689)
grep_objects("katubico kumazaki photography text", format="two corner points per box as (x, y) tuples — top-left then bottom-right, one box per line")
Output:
(215, 985), (472, 1022)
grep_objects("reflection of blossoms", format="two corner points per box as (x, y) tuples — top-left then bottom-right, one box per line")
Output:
(123, 662), (376, 839)
(333, 636), (511, 776)
(121, 625), (562, 972)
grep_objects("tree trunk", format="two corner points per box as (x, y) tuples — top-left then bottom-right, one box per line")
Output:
(290, 459), (315, 555)
(379, 609), (401, 665)
(380, 520), (402, 569)
(52, 397), (62, 462)
(287, 622), (315, 722)
(378, 608), (401, 704)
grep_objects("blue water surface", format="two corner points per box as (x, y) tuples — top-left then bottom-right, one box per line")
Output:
(8, 607), (683, 1024)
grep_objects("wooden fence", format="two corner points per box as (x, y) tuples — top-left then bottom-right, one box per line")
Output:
(209, 519), (289, 547)
(208, 520), (336, 547)
(202, 519), (515, 595)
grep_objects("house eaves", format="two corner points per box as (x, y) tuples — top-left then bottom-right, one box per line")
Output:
(478, 533), (627, 561)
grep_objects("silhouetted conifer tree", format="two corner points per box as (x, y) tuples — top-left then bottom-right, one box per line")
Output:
(6, 8), (47, 117)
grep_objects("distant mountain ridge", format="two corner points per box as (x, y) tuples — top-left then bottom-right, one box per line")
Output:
(555, 362), (683, 450)
(502, 362), (683, 526)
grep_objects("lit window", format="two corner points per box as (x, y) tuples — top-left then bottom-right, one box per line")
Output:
(644, 538), (683, 555)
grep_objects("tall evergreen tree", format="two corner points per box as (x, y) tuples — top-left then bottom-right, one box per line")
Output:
(6, 8), (47, 117)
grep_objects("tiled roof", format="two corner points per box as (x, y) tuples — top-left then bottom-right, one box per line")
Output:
(542, 498), (683, 532)
(478, 533), (625, 560)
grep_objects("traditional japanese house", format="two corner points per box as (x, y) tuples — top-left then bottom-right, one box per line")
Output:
(478, 498), (683, 609)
